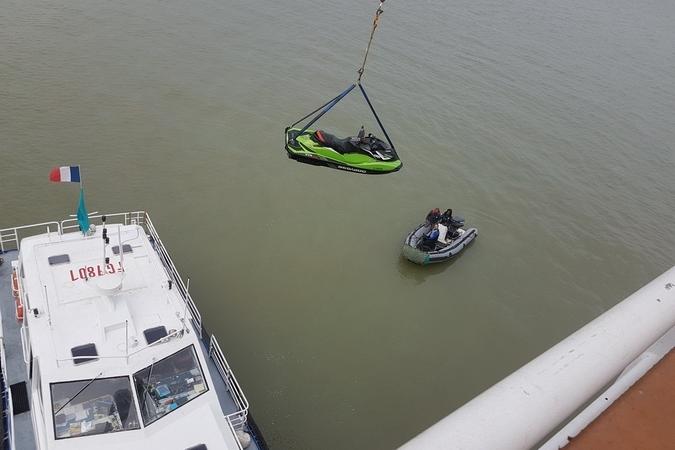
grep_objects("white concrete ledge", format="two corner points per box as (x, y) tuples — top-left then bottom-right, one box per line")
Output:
(399, 266), (675, 450)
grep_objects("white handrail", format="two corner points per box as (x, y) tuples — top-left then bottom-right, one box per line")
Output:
(144, 214), (202, 337)
(1, 338), (15, 450)
(224, 416), (245, 450)
(54, 329), (187, 367)
(209, 335), (250, 429)
(0, 221), (61, 252)
(60, 211), (146, 233)
(540, 326), (675, 449)
(19, 326), (30, 365)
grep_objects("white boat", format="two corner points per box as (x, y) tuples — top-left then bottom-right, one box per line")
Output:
(0, 211), (267, 450)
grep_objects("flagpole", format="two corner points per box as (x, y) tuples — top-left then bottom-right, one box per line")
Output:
(75, 165), (90, 236)
(79, 165), (84, 236)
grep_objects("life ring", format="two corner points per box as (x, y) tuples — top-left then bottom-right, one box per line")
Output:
(11, 270), (20, 298)
(15, 298), (24, 322)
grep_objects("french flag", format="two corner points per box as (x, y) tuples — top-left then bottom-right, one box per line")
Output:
(49, 166), (81, 183)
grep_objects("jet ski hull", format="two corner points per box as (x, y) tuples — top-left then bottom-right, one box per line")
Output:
(285, 127), (402, 174)
(402, 224), (478, 265)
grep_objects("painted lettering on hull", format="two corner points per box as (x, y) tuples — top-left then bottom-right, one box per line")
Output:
(337, 166), (368, 174)
(69, 262), (124, 282)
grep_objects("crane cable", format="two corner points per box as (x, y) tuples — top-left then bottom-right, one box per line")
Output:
(357, 1), (386, 83)
(290, 1), (395, 148)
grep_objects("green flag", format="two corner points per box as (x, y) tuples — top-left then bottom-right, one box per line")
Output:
(77, 187), (90, 234)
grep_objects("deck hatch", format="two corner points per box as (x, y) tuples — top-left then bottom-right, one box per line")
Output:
(143, 326), (168, 344)
(48, 254), (70, 265)
(112, 244), (133, 255)
(71, 343), (98, 365)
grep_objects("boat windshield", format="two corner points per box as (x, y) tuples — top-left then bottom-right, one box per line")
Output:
(51, 376), (140, 439)
(133, 345), (208, 426)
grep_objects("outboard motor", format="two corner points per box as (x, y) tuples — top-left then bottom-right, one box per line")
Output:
(449, 215), (465, 228)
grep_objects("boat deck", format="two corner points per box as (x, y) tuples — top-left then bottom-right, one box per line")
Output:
(564, 348), (675, 450)
(0, 251), (36, 450)
(1, 214), (267, 450)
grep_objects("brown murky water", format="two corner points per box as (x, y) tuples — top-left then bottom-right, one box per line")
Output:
(1, 0), (674, 448)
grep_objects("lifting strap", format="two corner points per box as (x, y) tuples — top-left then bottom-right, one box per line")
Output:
(294, 84), (356, 138)
(357, 1), (386, 83)
(288, 1), (394, 149)
(290, 84), (356, 129)
(358, 83), (395, 150)
(291, 82), (395, 151)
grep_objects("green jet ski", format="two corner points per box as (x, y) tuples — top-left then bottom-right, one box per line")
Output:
(285, 126), (402, 174)
(285, 2), (404, 174)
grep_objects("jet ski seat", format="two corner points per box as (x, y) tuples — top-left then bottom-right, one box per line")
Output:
(313, 129), (395, 162)
(313, 130), (355, 154)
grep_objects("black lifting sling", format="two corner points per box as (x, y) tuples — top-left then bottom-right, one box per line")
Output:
(287, 1), (395, 152)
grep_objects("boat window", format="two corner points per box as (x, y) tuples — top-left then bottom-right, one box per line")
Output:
(51, 376), (140, 440)
(143, 326), (168, 345)
(48, 254), (70, 265)
(71, 343), (98, 365)
(112, 244), (133, 255)
(133, 345), (208, 426)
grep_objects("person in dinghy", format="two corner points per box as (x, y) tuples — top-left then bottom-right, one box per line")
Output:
(422, 208), (462, 249)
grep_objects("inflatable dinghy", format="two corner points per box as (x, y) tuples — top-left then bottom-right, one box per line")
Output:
(402, 216), (477, 265)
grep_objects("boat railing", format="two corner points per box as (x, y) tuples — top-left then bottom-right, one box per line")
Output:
(209, 334), (250, 430)
(59, 211), (146, 234)
(1, 337), (14, 450)
(54, 328), (187, 367)
(0, 221), (61, 253)
(141, 214), (203, 339)
(0, 212), (144, 252)
(225, 418), (245, 450)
